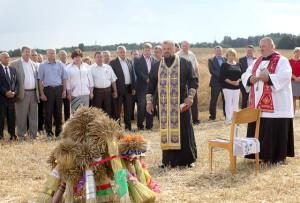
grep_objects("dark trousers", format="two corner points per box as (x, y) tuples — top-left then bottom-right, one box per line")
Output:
(113, 86), (132, 129)
(209, 86), (225, 119)
(191, 92), (199, 122)
(43, 86), (63, 136)
(93, 87), (112, 116)
(63, 97), (70, 122)
(131, 94), (138, 120)
(0, 102), (15, 138)
(137, 91), (153, 129)
(38, 100), (44, 131)
(241, 87), (249, 109)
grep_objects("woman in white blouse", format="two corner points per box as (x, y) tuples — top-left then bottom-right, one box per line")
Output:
(66, 49), (94, 113)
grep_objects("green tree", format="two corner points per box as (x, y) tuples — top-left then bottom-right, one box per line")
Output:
(78, 43), (85, 51)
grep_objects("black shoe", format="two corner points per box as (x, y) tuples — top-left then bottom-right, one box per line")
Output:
(209, 117), (216, 121)
(158, 163), (169, 168)
(146, 127), (153, 131)
(10, 135), (17, 140)
(138, 127), (144, 131)
(193, 120), (201, 125)
(273, 160), (284, 165)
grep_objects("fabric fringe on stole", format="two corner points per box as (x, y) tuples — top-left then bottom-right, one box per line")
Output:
(158, 55), (181, 150)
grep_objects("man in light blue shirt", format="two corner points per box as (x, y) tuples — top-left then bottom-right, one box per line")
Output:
(38, 48), (68, 137)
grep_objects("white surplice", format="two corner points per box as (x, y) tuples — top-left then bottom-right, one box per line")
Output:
(242, 55), (293, 118)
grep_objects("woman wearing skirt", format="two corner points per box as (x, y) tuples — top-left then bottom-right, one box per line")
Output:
(289, 47), (300, 115)
(66, 49), (94, 113)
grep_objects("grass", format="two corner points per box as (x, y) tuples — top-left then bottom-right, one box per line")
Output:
(1, 48), (298, 202)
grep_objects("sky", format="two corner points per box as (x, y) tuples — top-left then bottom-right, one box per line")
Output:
(1, 0), (300, 51)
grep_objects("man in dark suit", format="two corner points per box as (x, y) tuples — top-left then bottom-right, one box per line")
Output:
(110, 46), (136, 131)
(239, 45), (257, 109)
(208, 46), (227, 120)
(0, 52), (19, 140)
(134, 43), (158, 130)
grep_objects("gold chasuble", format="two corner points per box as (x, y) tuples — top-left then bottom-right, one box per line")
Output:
(158, 55), (181, 150)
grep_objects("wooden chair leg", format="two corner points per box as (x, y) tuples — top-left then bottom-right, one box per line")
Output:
(209, 145), (213, 173)
(255, 153), (259, 172)
(229, 151), (235, 176)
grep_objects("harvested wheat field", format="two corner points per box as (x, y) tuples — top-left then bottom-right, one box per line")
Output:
(1, 48), (299, 202)
(0, 111), (299, 202)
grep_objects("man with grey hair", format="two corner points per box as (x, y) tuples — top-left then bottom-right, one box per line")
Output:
(38, 48), (68, 137)
(147, 40), (198, 168)
(0, 52), (19, 140)
(242, 37), (294, 165)
(103, 51), (111, 64)
(110, 46), (136, 131)
(58, 50), (70, 122)
(10, 46), (39, 139)
(177, 40), (201, 125)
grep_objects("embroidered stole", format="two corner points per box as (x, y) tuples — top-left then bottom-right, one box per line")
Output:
(249, 52), (281, 112)
(158, 55), (181, 150)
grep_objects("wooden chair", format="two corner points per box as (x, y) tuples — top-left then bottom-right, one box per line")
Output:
(209, 108), (261, 175)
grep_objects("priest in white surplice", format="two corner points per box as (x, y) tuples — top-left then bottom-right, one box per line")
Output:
(242, 37), (294, 165)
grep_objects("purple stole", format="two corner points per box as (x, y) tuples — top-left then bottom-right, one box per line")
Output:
(158, 55), (181, 150)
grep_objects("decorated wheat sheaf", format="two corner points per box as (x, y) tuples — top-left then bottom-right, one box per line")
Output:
(119, 134), (147, 156)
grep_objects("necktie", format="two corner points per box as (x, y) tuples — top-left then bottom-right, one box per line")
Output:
(5, 67), (10, 79)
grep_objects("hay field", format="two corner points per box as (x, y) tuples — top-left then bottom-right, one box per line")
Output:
(1, 48), (299, 202)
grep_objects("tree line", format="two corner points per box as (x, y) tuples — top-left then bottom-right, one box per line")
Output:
(2, 33), (299, 57)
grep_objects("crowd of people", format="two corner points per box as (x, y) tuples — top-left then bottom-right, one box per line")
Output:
(0, 37), (296, 167)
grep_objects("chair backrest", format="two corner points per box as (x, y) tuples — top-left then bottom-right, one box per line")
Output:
(229, 108), (261, 143)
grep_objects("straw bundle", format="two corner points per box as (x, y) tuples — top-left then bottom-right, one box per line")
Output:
(126, 170), (156, 203)
(36, 164), (62, 203)
(133, 159), (147, 186)
(95, 176), (115, 202)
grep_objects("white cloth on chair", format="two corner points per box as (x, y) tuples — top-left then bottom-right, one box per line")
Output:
(233, 138), (260, 156)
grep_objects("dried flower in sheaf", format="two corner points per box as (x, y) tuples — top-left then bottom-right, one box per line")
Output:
(119, 134), (147, 155)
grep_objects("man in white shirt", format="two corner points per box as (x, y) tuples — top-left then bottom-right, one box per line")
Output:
(242, 37), (294, 164)
(110, 46), (136, 131)
(177, 40), (201, 125)
(91, 51), (117, 116)
(10, 46), (39, 139)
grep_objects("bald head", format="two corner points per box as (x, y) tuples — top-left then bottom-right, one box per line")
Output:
(58, 50), (67, 63)
(47, 48), (56, 62)
(181, 40), (191, 54)
(0, 52), (10, 66)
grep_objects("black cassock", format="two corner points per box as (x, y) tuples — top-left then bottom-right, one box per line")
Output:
(147, 56), (198, 166)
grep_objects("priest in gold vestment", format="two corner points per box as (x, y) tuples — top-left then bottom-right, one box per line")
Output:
(146, 40), (198, 168)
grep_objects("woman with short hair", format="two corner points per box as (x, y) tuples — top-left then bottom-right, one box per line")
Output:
(289, 47), (300, 114)
(66, 49), (94, 113)
(220, 48), (242, 124)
